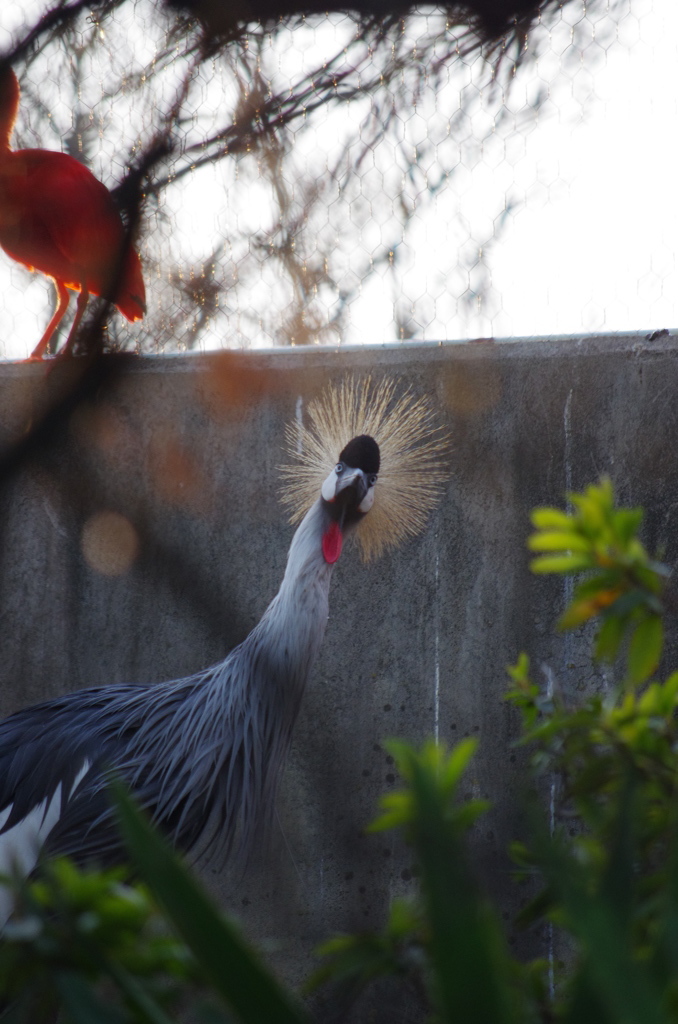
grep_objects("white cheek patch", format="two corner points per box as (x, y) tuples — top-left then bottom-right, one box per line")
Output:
(359, 487), (375, 514)
(321, 469), (337, 502)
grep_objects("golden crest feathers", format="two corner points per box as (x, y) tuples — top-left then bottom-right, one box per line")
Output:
(280, 376), (450, 560)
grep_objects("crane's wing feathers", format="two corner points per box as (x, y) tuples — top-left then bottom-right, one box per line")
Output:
(0, 650), (283, 868)
(0, 684), (143, 861)
(0, 688), (115, 828)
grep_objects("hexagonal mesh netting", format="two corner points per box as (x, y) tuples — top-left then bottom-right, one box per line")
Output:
(0, 0), (676, 357)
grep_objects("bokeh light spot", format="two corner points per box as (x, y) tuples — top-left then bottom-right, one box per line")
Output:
(81, 511), (139, 576)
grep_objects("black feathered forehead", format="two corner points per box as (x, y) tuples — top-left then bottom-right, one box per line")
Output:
(339, 435), (380, 475)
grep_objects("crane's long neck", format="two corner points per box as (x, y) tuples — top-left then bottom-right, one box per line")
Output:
(171, 498), (335, 859)
(245, 498), (334, 702)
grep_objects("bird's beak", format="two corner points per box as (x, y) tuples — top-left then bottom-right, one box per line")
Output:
(321, 466), (373, 564)
(332, 466), (369, 507)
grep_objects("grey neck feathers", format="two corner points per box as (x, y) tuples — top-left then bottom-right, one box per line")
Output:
(245, 498), (334, 696)
(204, 497), (334, 854)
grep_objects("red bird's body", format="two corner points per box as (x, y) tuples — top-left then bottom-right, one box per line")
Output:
(0, 68), (145, 358)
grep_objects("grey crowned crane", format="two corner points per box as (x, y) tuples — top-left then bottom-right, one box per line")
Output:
(0, 377), (448, 920)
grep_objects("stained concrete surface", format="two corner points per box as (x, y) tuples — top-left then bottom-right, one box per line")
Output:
(0, 334), (677, 1020)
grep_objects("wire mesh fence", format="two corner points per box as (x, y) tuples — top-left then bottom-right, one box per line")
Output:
(0, 0), (676, 359)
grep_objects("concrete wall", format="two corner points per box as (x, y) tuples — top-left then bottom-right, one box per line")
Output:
(1, 334), (677, 1019)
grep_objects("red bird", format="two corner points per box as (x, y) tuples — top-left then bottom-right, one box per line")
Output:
(0, 67), (146, 359)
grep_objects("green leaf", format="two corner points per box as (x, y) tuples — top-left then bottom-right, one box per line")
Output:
(368, 790), (413, 833)
(316, 935), (355, 957)
(382, 739), (416, 781)
(104, 960), (178, 1024)
(569, 493), (606, 530)
(613, 507), (644, 546)
(530, 554), (592, 574)
(627, 615), (663, 685)
(561, 966), (618, 1024)
(573, 573), (623, 599)
(506, 653), (531, 684)
(112, 784), (309, 1024)
(527, 531), (590, 553)
(606, 590), (646, 618)
(530, 508), (574, 530)
(594, 614), (624, 663)
(56, 971), (128, 1024)
(533, 820), (665, 1024)
(559, 598), (600, 631)
(440, 737), (478, 792)
(387, 898), (420, 937)
(407, 754), (520, 1023)
(455, 800), (492, 829)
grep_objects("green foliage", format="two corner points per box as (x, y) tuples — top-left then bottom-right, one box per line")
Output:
(508, 656), (678, 899)
(312, 741), (531, 1024)
(528, 478), (669, 683)
(381, 744), (519, 1024)
(507, 482), (678, 969)
(508, 479), (678, 1020)
(312, 729), (678, 1024)
(368, 738), (489, 835)
(312, 897), (428, 1006)
(0, 858), (197, 1023)
(528, 788), (678, 1024)
(0, 792), (310, 1024)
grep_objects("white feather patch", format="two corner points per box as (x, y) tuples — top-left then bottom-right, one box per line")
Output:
(0, 758), (91, 927)
(359, 488), (375, 513)
(70, 759), (91, 799)
(0, 786), (62, 926)
(0, 804), (12, 833)
(321, 469), (337, 502)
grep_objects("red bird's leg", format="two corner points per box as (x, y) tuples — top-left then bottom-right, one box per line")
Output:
(29, 281), (70, 360)
(59, 287), (90, 357)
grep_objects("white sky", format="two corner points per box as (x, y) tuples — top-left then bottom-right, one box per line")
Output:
(0, 0), (677, 356)
(489, 0), (678, 338)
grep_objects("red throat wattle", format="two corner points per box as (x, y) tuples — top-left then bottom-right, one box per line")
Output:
(322, 522), (343, 564)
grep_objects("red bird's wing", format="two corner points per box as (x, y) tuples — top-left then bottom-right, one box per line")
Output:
(0, 150), (145, 321)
